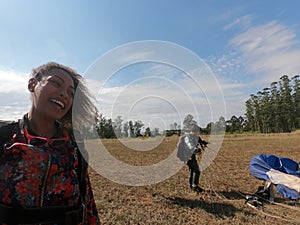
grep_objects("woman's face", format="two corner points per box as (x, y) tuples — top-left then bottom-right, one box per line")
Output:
(30, 68), (75, 121)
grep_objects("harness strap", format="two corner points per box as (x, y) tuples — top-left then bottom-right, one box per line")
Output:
(0, 117), (88, 224)
(0, 204), (84, 225)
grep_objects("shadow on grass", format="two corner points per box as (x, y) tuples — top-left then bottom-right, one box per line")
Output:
(166, 192), (256, 219)
(206, 190), (246, 200)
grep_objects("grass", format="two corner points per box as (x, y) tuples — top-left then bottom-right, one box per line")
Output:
(88, 133), (300, 224)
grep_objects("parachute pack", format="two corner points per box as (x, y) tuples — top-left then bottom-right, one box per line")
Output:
(176, 135), (194, 163)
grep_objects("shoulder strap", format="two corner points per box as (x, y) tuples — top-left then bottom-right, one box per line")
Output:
(0, 120), (18, 137)
(68, 129), (88, 203)
(1, 119), (89, 206)
(77, 146), (88, 201)
(0, 121), (19, 151)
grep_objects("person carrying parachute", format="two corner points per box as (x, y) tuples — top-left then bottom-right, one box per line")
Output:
(249, 153), (300, 204)
(177, 124), (209, 193)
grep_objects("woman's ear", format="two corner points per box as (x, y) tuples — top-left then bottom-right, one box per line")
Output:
(28, 78), (37, 92)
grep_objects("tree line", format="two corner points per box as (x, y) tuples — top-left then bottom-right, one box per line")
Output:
(83, 74), (299, 139)
(243, 75), (300, 133)
(94, 114), (160, 139)
(88, 113), (226, 139)
(173, 75), (300, 134)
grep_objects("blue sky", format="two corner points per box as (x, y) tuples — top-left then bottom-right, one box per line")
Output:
(1, 0), (300, 131)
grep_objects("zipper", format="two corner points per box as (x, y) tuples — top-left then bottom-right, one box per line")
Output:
(40, 154), (52, 207)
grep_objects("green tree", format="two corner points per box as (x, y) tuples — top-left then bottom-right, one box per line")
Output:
(153, 128), (160, 136)
(145, 127), (151, 137)
(123, 121), (129, 138)
(133, 120), (144, 137)
(97, 113), (106, 138)
(279, 75), (293, 132)
(182, 114), (197, 133)
(113, 116), (123, 138)
(251, 94), (261, 132)
(245, 98), (255, 132)
(214, 116), (226, 133)
(269, 82), (281, 132)
(105, 118), (116, 138)
(244, 75), (297, 133)
(128, 120), (134, 138)
(292, 75), (300, 129)
(261, 88), (271, 133)
(226, 115), (242, 133)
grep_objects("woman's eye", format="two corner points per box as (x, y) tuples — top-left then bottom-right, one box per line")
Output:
(68, 90), (75, 98)
(49, 79), (61, 88)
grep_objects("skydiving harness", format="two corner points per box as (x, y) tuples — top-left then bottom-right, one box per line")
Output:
(245, 195), (263, 209)
(0, 118), (88, 225)
(244, 182), (275, 209)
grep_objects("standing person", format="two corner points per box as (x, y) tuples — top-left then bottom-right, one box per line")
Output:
(0, 62), (101, 225)
(185, 124), (208, 193)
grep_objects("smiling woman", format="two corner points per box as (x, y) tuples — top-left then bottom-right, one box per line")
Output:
(28, 65), (76, 137)
(0, 62), (101, 225)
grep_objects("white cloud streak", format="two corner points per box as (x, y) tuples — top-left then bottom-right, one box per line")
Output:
(3, 66), (215, 129)
(3, 20), (300, 128)
(0, 71), (28, 93)
(89, 61), (227, 130)
(229, 21), (300, 83)
(207, 19), (300, 119)
(0, 71), (30, 120)
(223, 14), (253, 31)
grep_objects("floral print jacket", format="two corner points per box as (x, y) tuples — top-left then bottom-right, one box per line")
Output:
(0, 117), (100, 225)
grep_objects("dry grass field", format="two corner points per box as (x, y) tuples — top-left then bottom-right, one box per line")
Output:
(88, 132), (300, 225)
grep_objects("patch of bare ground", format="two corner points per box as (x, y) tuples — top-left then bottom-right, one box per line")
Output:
(89, 133), (300, 224)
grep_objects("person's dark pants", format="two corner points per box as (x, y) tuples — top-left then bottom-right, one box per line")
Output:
(187, 159), (200, 188)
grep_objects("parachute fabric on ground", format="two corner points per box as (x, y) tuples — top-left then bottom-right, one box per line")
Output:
(250, 154), (300, 200)
(203, 150), (300, 224)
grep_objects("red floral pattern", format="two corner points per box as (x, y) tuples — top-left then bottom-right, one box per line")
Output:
(0, 128), (100, 225)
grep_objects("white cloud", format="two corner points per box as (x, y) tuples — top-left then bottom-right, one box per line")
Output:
(24, 62), (215, 130)
(0, 70), (28, 93)
(223, 15), (253, 31)
(0, 70), (30, 120)
(205, 52), (250, 118)
(229, 21), (300, 83)
(206, 20), (300, 120)
(91, 65), (227, 130)
(8, 20), (300, 127)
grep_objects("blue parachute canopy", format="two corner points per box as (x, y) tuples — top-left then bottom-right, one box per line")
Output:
(250, 154), (300, 200)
